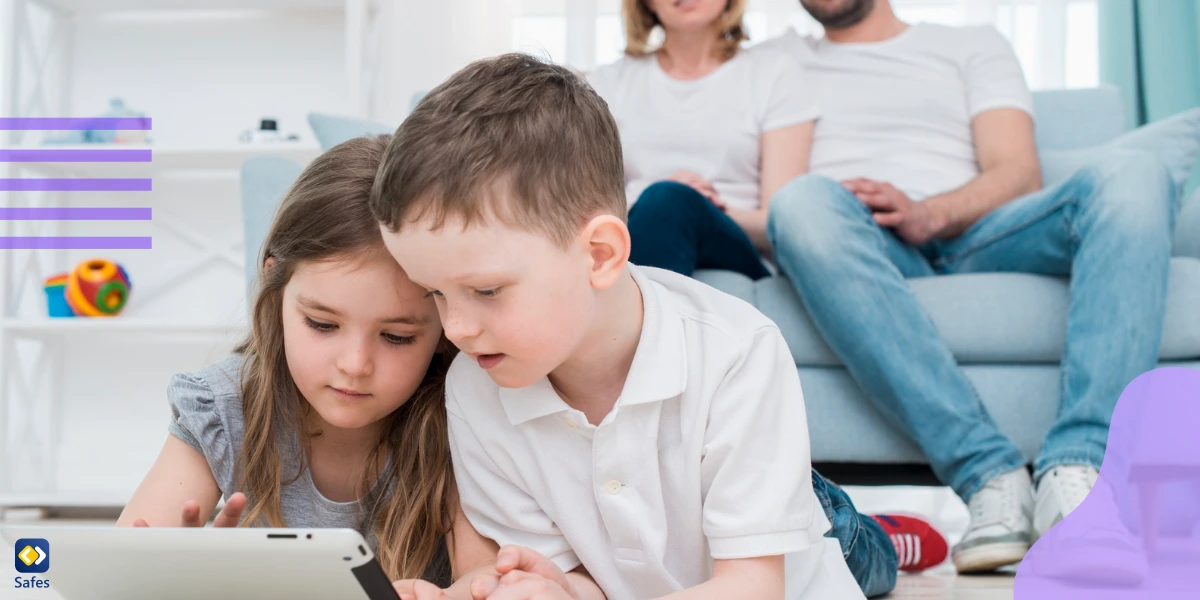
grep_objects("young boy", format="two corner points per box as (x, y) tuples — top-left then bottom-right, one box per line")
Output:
(371, 53), (891, 600)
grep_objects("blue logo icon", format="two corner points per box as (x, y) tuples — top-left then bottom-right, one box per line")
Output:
(14, 539), (49, 574)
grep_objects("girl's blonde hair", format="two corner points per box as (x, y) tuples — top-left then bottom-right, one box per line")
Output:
(622, 0), (749, 60)
(234, 134), (455, 583)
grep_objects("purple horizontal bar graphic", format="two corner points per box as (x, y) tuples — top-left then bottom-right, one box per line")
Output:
(0, 208), (151, 220)
(0, 178), (152, 191)
(0, 149), (152, 162)
(0, 237), (152, 250)
(0, 118), (152, 130)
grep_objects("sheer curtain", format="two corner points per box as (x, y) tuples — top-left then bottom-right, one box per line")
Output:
(507, 0), (1100, 89)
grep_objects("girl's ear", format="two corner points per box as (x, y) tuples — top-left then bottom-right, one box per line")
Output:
(263, 256), (277, 276)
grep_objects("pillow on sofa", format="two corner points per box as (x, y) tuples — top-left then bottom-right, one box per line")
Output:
(308, 106), (1200, 195)
(307, 113), (394, 151)
(1040, 108), (1200, 192)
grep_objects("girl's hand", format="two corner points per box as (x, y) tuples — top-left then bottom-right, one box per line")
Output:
(132, 492), (247, 527)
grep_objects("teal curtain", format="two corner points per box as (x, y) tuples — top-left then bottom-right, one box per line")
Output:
(1100, 0), (1200, 193)
(1100, 0), (1200, 127)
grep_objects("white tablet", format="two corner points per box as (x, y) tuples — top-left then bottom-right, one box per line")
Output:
(3, 525), (401, 600)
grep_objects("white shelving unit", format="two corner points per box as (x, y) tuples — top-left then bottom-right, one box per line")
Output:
(1, 318), (247, 337)
(1, 0), (382, 512)
(5, 143), (327, 177)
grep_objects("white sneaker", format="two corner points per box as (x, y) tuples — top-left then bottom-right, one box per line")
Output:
(952, 468), (1034, 573)
(1033, 464), (1098, 540)
(1029, 469), (1147, 586)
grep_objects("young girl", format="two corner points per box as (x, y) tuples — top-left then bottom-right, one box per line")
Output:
(117, 135), (495, 591)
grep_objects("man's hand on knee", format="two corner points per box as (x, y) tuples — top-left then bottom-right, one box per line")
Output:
(842, 178), (948, 245)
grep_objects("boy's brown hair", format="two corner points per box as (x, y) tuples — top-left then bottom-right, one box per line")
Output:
(370, 52), (626, 248)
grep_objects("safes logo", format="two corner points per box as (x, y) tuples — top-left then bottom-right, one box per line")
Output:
(13, 538), (51, 591)
(14, 539), (48, 574)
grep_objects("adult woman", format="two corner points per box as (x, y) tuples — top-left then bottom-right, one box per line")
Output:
(588, 0), (814, 278)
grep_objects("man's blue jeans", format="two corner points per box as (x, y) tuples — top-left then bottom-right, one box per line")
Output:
(767, 151), (1177, 501)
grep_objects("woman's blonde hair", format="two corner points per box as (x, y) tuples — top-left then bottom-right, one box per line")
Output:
(233, 134), (456, 583)
(622, 0), (749, 60)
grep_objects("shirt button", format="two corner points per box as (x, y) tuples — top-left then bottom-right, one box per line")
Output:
(606, 480), (623, 495)
(562, 417), (578, 429)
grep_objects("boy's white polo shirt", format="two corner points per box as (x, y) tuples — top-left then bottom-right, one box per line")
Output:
(446, 265), (864, 600)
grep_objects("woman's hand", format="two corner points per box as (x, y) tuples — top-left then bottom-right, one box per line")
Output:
(667, 170), (725, 210)
(131, 492), (247, 527)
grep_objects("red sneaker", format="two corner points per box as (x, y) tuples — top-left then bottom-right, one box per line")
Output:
(872, 514), (949, 572)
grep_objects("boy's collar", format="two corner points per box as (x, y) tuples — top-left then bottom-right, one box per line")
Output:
(499, 265), (688, 426)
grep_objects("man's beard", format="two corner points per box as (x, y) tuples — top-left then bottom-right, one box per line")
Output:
(800, 0), (877, 30)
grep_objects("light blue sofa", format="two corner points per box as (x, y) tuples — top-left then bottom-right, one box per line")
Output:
(243, 88), (1200, 482)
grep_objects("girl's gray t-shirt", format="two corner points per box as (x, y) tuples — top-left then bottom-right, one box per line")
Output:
(166, 353), (451, 585)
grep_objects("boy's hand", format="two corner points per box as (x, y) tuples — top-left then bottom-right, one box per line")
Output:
(393, 579), (458, 600)
(484, 570), (573, 600)
(471, 546), (571, 600)
(131, 492), (246, 527)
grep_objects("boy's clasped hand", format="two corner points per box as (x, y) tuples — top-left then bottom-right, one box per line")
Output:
(394, 545), (577, 600)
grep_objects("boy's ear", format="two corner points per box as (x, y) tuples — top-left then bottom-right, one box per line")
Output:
(580, 214), (630, 290)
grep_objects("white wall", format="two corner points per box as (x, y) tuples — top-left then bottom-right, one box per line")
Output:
(3, 6), (344, 504)
(377, 0), (512, 125)
(0, 0), (11, 121)
(70, 9), (348, 145)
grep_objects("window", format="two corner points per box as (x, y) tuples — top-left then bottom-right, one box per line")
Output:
(506, 0), (1099, 89)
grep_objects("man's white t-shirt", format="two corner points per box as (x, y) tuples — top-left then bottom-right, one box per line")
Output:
(446, 264), (864, 600)
(758, 23), (1034, 201)
(587, 46), (820, 211)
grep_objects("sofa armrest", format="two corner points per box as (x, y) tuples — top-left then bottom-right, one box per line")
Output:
(1176, 188), (1200, 259)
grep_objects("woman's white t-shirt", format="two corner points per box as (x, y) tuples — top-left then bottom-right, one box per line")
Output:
(587, 46), (820, 212)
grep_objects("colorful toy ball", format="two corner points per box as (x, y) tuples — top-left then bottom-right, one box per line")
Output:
(55, 259), (133, 317)
(43, 275), (72, 318)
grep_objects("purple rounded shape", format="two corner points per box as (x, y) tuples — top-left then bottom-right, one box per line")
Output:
(1016, 367), (1200, 598)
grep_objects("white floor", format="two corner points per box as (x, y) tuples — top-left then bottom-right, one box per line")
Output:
(3, 486), (1016, 599)
(848, 486), (1016, 599)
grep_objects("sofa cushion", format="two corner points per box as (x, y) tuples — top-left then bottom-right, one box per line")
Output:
(1030, 87), (1127, 151)
(240, 156), (304, 304)
(1040, 107), (1200, 193)
(1179, 188), (1200, 260)
(694, 256), (1200, 366)
(801, 362), (1200, 464)
(307, 113), (394, 151)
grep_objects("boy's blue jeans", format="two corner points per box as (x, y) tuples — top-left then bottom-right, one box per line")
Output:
(768, 151), (1176, 501)
(814, 470), (898, 598)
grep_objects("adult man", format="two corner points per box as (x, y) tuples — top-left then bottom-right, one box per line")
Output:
(761, 0), (1175, 573)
